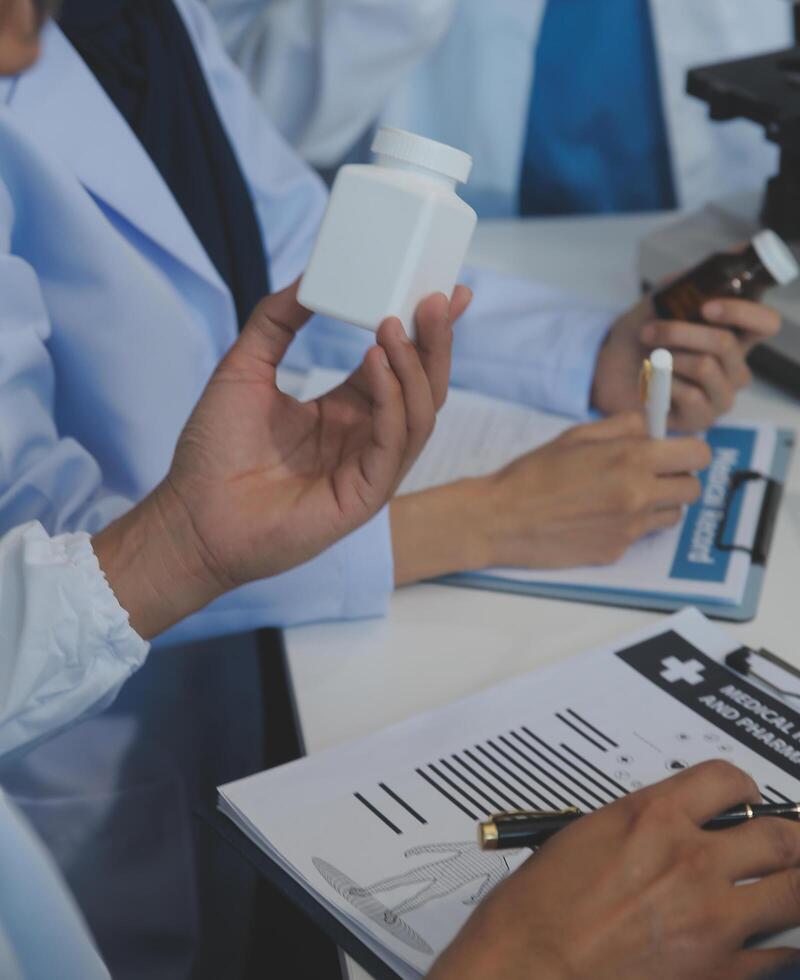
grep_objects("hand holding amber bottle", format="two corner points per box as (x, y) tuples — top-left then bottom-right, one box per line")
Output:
(591, 231), (797, 433)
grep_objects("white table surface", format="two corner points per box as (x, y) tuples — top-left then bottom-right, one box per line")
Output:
(283, 213), (800, 980)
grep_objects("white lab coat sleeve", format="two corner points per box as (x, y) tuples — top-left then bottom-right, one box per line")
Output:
(449, 266), (616, 418)
(280, 266), (617, 420)
(0, 523), (148, 760)
(0, 196), (135, 536)
(205, 0), (458, 167)
(158, 505), (392, 643)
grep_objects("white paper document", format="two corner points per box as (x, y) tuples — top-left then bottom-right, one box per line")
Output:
(219, 610), (800, 979)
(301, 368), (778, 609)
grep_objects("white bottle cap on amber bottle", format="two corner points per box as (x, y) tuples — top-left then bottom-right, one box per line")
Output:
(371, 127), (473, 185)
(753, 229), (800, 286)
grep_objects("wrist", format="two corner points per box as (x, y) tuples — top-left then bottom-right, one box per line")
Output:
(91, 481), (223, 640)
(390, 477), (492, 586)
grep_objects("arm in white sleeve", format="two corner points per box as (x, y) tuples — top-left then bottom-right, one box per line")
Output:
(447, 265), (615, 418)
(157, 505), (393, 644)
(205, 0), (458, 166)
(0, 523), (148, 759)
(0, 173), (135, 538)
(286, 266), (616, 420)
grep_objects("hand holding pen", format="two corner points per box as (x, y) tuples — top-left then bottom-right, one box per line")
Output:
(431, 762), (800, 980)
(479, 800), (800, 851)
(591, 294), (779, 433)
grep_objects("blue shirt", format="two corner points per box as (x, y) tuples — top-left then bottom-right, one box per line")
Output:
(519, 0), (676, 216)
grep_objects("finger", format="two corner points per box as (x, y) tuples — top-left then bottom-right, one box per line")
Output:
(411, 292), (454, 410)
(560, 411), (646, 446)
(727, 949), (800, 980)
(672, 352), (737, 416)
(732, 869), (800, 940)
(629, 506), (684, 539)
(642, 319), (747, 379)
(702, 299), (782, 341)
(648, 474), (702, 509)
(670, 377), (716, 433)
(631, 760), (760, 826)
(376, 317), (436, 471)
(714, 818), (800, 883)
(448, 284), (473, 324)
(647, 436), (712, 476)
(353, 345), (408, 499)
(239, 278), (312, 369)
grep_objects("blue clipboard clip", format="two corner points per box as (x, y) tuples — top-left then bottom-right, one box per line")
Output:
(714, 469), (783, 567)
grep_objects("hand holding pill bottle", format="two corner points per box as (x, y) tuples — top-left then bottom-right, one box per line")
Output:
(652, 230), (799, 324)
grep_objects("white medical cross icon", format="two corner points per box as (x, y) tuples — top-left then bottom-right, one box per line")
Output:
(660, 656), (706, 686)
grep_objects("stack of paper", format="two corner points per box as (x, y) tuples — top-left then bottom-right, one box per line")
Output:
(219, 610), (800, 979)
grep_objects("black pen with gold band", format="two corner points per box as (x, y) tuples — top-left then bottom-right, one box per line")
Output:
(479, 802), (800, 851)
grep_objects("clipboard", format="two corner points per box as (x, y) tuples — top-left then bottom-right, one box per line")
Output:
(438, 430), (795, 623)
(212, 610), (800, 979)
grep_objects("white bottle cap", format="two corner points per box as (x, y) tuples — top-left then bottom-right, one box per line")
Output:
(650, 348), (674, 372)
(752, 229), (800, 287)
(371, 127), (473, 185)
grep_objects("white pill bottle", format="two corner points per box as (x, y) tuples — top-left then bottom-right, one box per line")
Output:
(299, 128), (477, 338)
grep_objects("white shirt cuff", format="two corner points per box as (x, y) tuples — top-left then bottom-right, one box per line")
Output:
(0, 523), (149, 758)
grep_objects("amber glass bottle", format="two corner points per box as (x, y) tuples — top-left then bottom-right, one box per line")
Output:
(653, 229), (799, 323)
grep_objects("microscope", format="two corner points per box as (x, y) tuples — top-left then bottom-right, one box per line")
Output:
(639, 8), (800, 395)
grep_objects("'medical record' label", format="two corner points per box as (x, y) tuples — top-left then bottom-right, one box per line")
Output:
(669, 427), (755, 583)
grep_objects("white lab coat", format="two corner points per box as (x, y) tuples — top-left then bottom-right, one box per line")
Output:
(0, 522), (142, 980)
(213, 0), (793, 214)
(0, 2), (612, 972)
(382, 0), (794, 215)
(207, 0), (459, 166)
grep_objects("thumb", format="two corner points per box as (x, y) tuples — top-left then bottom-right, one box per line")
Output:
(236, 278), (313, 369)
(561, 411), (647, 446)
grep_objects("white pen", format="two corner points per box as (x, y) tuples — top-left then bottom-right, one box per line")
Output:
(640, 348), (673, 440)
